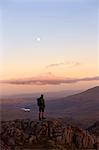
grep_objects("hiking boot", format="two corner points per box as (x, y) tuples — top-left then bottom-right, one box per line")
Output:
(39, 117), (41, 121)
(42, 117), (46, 120)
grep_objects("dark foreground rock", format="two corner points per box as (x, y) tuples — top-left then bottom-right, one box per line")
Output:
(87, 121), (99, 136)
(0, 119), (99, 150)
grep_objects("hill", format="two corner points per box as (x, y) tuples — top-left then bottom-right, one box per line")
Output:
(64, 86), (99, 100)
(46, 86), (99, 125)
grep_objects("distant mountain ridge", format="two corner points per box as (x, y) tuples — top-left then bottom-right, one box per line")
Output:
(65, 86), (99, 100)
(0, 89), (80, 99)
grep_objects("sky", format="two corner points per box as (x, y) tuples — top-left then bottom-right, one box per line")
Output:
(0, 0), (99, 95)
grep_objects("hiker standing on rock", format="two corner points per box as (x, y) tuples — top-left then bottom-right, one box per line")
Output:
(37, 94), (46, 120)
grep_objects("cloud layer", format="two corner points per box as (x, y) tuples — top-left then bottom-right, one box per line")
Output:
(0, 76), (99, 85)
(46, 61), (81, 68)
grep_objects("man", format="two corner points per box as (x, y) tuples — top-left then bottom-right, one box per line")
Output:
(37, 94), (46, 120)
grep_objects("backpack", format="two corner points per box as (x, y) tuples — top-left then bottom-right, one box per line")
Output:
(37, 98), (40, 106)
(37, 97), (44, 106)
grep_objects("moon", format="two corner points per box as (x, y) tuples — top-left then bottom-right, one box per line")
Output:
(36, 37), (41, 42)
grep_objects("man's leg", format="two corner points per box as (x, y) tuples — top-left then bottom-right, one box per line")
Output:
(39, 107), (41, 120)
(42, 108), (46, 119)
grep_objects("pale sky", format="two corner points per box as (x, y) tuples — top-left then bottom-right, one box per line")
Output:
(0, 0), (99, 95)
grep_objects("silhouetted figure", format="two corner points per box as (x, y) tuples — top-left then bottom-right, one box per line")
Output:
(37, 94), (46, 120)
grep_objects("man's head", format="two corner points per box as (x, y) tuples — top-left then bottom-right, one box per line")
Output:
(41, 94), (43, 98)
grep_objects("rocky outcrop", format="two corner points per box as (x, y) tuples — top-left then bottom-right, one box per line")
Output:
(87, 121), (99, 136)
(87, 121), (99, 150)
(0, 119), (99, 150)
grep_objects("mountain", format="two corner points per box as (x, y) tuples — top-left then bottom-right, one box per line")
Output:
(0, 89), (80, 101)
(0, 87), (99, 149)
(0, 86), (99, 127)
(0, 119), (99, 150)
(46, 86), (99, 125)
(64, 86), (99, 100)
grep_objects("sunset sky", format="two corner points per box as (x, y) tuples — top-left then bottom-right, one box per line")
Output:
(0, 0), (99, 95)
